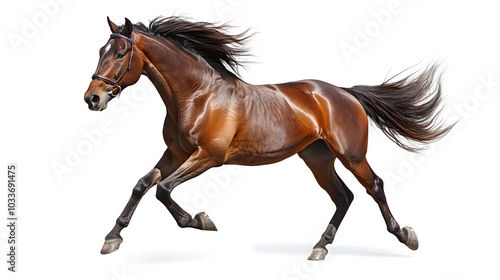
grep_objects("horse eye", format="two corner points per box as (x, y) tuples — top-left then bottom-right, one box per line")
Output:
(116, 51), (126, 59)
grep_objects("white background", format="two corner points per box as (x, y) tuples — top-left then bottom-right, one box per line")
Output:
(1, 0), (499, 279)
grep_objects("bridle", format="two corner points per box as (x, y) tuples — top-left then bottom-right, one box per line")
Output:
(91, 33), (135, 99)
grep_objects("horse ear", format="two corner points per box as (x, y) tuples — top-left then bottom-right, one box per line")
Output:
(123, 18), (133, 38)
(107, 16), (118, 33)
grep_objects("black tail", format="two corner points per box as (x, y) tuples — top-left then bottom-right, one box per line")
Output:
(342, 64), (454, 152)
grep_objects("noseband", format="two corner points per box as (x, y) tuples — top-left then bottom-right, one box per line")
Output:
(92, 33), (135, 98)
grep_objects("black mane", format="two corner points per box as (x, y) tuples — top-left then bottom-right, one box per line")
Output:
(127, 16), (252, 79)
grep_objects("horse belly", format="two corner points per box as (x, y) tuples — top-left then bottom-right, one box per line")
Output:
(223, 144), (304, 165)
(223, 125), (316, 166)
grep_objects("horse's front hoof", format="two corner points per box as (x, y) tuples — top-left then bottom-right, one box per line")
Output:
(308, 247), (328, 261)
(101, 238), (123, 254)
(403, 226), (419, 250)
(194, 212), (218, 231)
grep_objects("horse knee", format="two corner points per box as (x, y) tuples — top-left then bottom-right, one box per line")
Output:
(132, 180), (149, 198)
(132, 170), (161, 198)
(155, 183), (170, 201)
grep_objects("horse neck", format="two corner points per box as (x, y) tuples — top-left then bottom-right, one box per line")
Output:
(136, 33), (219, 120)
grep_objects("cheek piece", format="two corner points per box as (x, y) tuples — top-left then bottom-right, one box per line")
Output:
(91, 33), (135, 98)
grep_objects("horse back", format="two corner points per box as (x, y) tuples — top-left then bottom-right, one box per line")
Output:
(223, 79), (368, 164)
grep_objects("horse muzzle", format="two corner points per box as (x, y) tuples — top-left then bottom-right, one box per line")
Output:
(84, 83), (119, 111)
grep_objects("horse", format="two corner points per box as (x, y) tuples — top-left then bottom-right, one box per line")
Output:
(83, 16), (453, 261)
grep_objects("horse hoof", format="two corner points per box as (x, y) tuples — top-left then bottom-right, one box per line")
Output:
(403, 226), (419, 250)
(194, 212), (218, 231)
(101, 238), (123, 254)
(308, 247), (328, 261)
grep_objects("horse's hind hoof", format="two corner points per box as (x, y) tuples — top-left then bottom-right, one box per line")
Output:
(194, 212), (218, 231)
(101, 238), (123, 254)
(308, 247), (328, 261)
(403, 226), (419, 250)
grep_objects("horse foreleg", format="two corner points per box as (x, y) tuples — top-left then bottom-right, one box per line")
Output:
(155, 147), (219, 231)
(101, 147), (187, 254)
(101, 168), (161, 254)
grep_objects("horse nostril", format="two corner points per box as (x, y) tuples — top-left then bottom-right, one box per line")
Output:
(91, 94), (100, 104)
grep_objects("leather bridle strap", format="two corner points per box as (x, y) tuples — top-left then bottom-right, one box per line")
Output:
(91, 33), (135, 97)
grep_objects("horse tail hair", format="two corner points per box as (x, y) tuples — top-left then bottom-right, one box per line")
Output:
(341, 64), (454, 152)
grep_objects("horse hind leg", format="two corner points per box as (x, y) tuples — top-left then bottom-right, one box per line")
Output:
(308, 171), (354, 261)
(342, 156), (419, 250)
(298, 140), (355, 261)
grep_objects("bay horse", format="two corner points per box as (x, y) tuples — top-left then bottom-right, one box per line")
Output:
(84, 16), (453, 260)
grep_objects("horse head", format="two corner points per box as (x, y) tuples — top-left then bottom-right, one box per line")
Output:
(84, 18), (143, 111)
